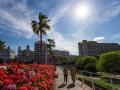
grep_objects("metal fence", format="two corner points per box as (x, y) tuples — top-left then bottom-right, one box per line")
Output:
(76, 69), (120, 90)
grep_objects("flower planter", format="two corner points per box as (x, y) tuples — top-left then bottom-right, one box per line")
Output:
(0, 64), (55, 90)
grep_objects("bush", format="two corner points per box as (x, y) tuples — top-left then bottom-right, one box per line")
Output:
(75, 56), (97, 72)
(98, 51), (120, 74)
(85, 63), (97, 73)
(0, 57), (4, 64)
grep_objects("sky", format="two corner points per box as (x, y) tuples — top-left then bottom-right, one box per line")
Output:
(0, 0), (120, 55)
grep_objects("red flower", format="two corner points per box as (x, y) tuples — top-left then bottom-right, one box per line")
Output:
(0, 80), (3, 86)
(0, 64), (55, 90)
(37, 82), (42, 87)
(30, 87), (39, 90)
(31, 77), (37, 82)
(18, 86), (28, 90)
(3, 79), (12, 85)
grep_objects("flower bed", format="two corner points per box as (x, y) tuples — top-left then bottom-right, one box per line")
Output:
(0, 64), (55, 90)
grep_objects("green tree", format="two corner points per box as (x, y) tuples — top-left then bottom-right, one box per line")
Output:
(0, 57), (4, 64)
(61, 56), (69, 65)
(98, 51), (120, 74)
(76, 56), (97, 72)
(75, 56), (84, 70)
(0, 40), (6, 50)
(85, 63), (97, 73)
(31, 12), (50, 63)
(47, 39), (55, 64)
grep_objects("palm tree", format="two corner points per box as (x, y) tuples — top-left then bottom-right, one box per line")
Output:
(47, 39), (55, 64)
(0, 40), (6, 50)
(31, 12), (50, 64)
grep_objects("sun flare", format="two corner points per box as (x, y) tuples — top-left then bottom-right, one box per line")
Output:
(74, 4), (90, 20)
(72, 0), (95, 24)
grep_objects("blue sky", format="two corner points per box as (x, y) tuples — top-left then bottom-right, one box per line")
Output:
(0, 0), (120, 55)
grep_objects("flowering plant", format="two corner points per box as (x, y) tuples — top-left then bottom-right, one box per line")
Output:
(0, 64), (55, 90)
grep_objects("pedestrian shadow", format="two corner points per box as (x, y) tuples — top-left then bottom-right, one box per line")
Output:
(67, 83), (75, 89)
(58, 83), (66, 88)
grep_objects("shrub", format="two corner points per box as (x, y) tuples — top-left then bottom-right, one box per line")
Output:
(0, 57), (4, 64)
(85, 63), (97, 73)
(75, 56), (97, 72)
(98, 51), (120, 74)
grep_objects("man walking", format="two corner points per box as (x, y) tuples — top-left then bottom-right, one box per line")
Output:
(63, 66), (68, 84)
(70, 67), (76, 85)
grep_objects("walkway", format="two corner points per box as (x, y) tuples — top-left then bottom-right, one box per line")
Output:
(54, 66), (92, 90)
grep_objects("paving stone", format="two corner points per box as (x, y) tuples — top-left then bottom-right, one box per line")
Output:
(54, 66), (92, 90)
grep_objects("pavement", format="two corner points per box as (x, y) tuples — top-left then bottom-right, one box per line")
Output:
(54, 66), (93, 90)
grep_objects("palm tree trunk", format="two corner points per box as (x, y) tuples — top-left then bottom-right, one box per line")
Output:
(40, 33), (42, 64)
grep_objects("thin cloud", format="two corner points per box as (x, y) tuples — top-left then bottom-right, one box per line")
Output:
(0, 0), (33, 39)
(0, 0), (120, 55)
(98, 1), (120, 22)
(93, 37), (105, 42)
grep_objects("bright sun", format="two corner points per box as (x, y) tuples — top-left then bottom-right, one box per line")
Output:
(74, 5), (90, 20)
(72, 0), (95, 24)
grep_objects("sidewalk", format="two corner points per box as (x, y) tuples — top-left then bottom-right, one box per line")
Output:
(54, 66), (92, 90)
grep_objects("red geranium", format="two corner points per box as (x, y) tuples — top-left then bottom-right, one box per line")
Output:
(3, 79), (12, 85)
(0, 64), (55, 90)
(18, 86), (28, 90)
(37, 82), (42, 87)
(0, 80), (3, 86)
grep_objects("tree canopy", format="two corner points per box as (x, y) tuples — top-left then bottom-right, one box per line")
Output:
(97, 51), (120, 73)
(0, 40), (6, 50)
(76, 56), (97, 72)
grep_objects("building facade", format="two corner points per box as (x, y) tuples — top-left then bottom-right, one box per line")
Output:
(52, 50), (69, 57)
(34, 41), (47, 64)
(34, 41), (70, 64)
(52, 50), (69, 64)
(78, 40), (120, 56)
(0, 49), (16, 63)
(17, 45), (34, 63)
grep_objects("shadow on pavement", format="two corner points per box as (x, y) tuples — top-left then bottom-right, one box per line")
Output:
(58, 83), (66, 88)
(67, 83), (75, 89)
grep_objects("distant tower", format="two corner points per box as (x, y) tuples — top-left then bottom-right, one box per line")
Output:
(26, 45), (30, 51)
(18, 46), (21, 54)
(26, 45), (30, 56)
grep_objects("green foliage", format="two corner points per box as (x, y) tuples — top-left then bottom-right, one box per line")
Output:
(98, 51), (120, 73)
(75, 56), (97, 72)
(31, 12), (51, 63)
(78, 76), (120, 90)
(0, 40), (6, 50)
(0, 57), (3, 64)
(61, 56), (69, 65)
(47, 39), (55, 63)
(31, 12), (50, 36)
(75, 56), (84, 69)
(31, 83), (37, 87)
(85, 63), (97, 73)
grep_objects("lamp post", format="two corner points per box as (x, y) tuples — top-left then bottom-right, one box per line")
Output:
(45, 44), (48, 64)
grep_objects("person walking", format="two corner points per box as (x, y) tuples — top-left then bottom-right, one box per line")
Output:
(63, 66), (68, 84)
(70, 67), (76, 85)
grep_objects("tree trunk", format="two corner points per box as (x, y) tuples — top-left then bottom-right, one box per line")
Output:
(40, 33), (42, 64)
